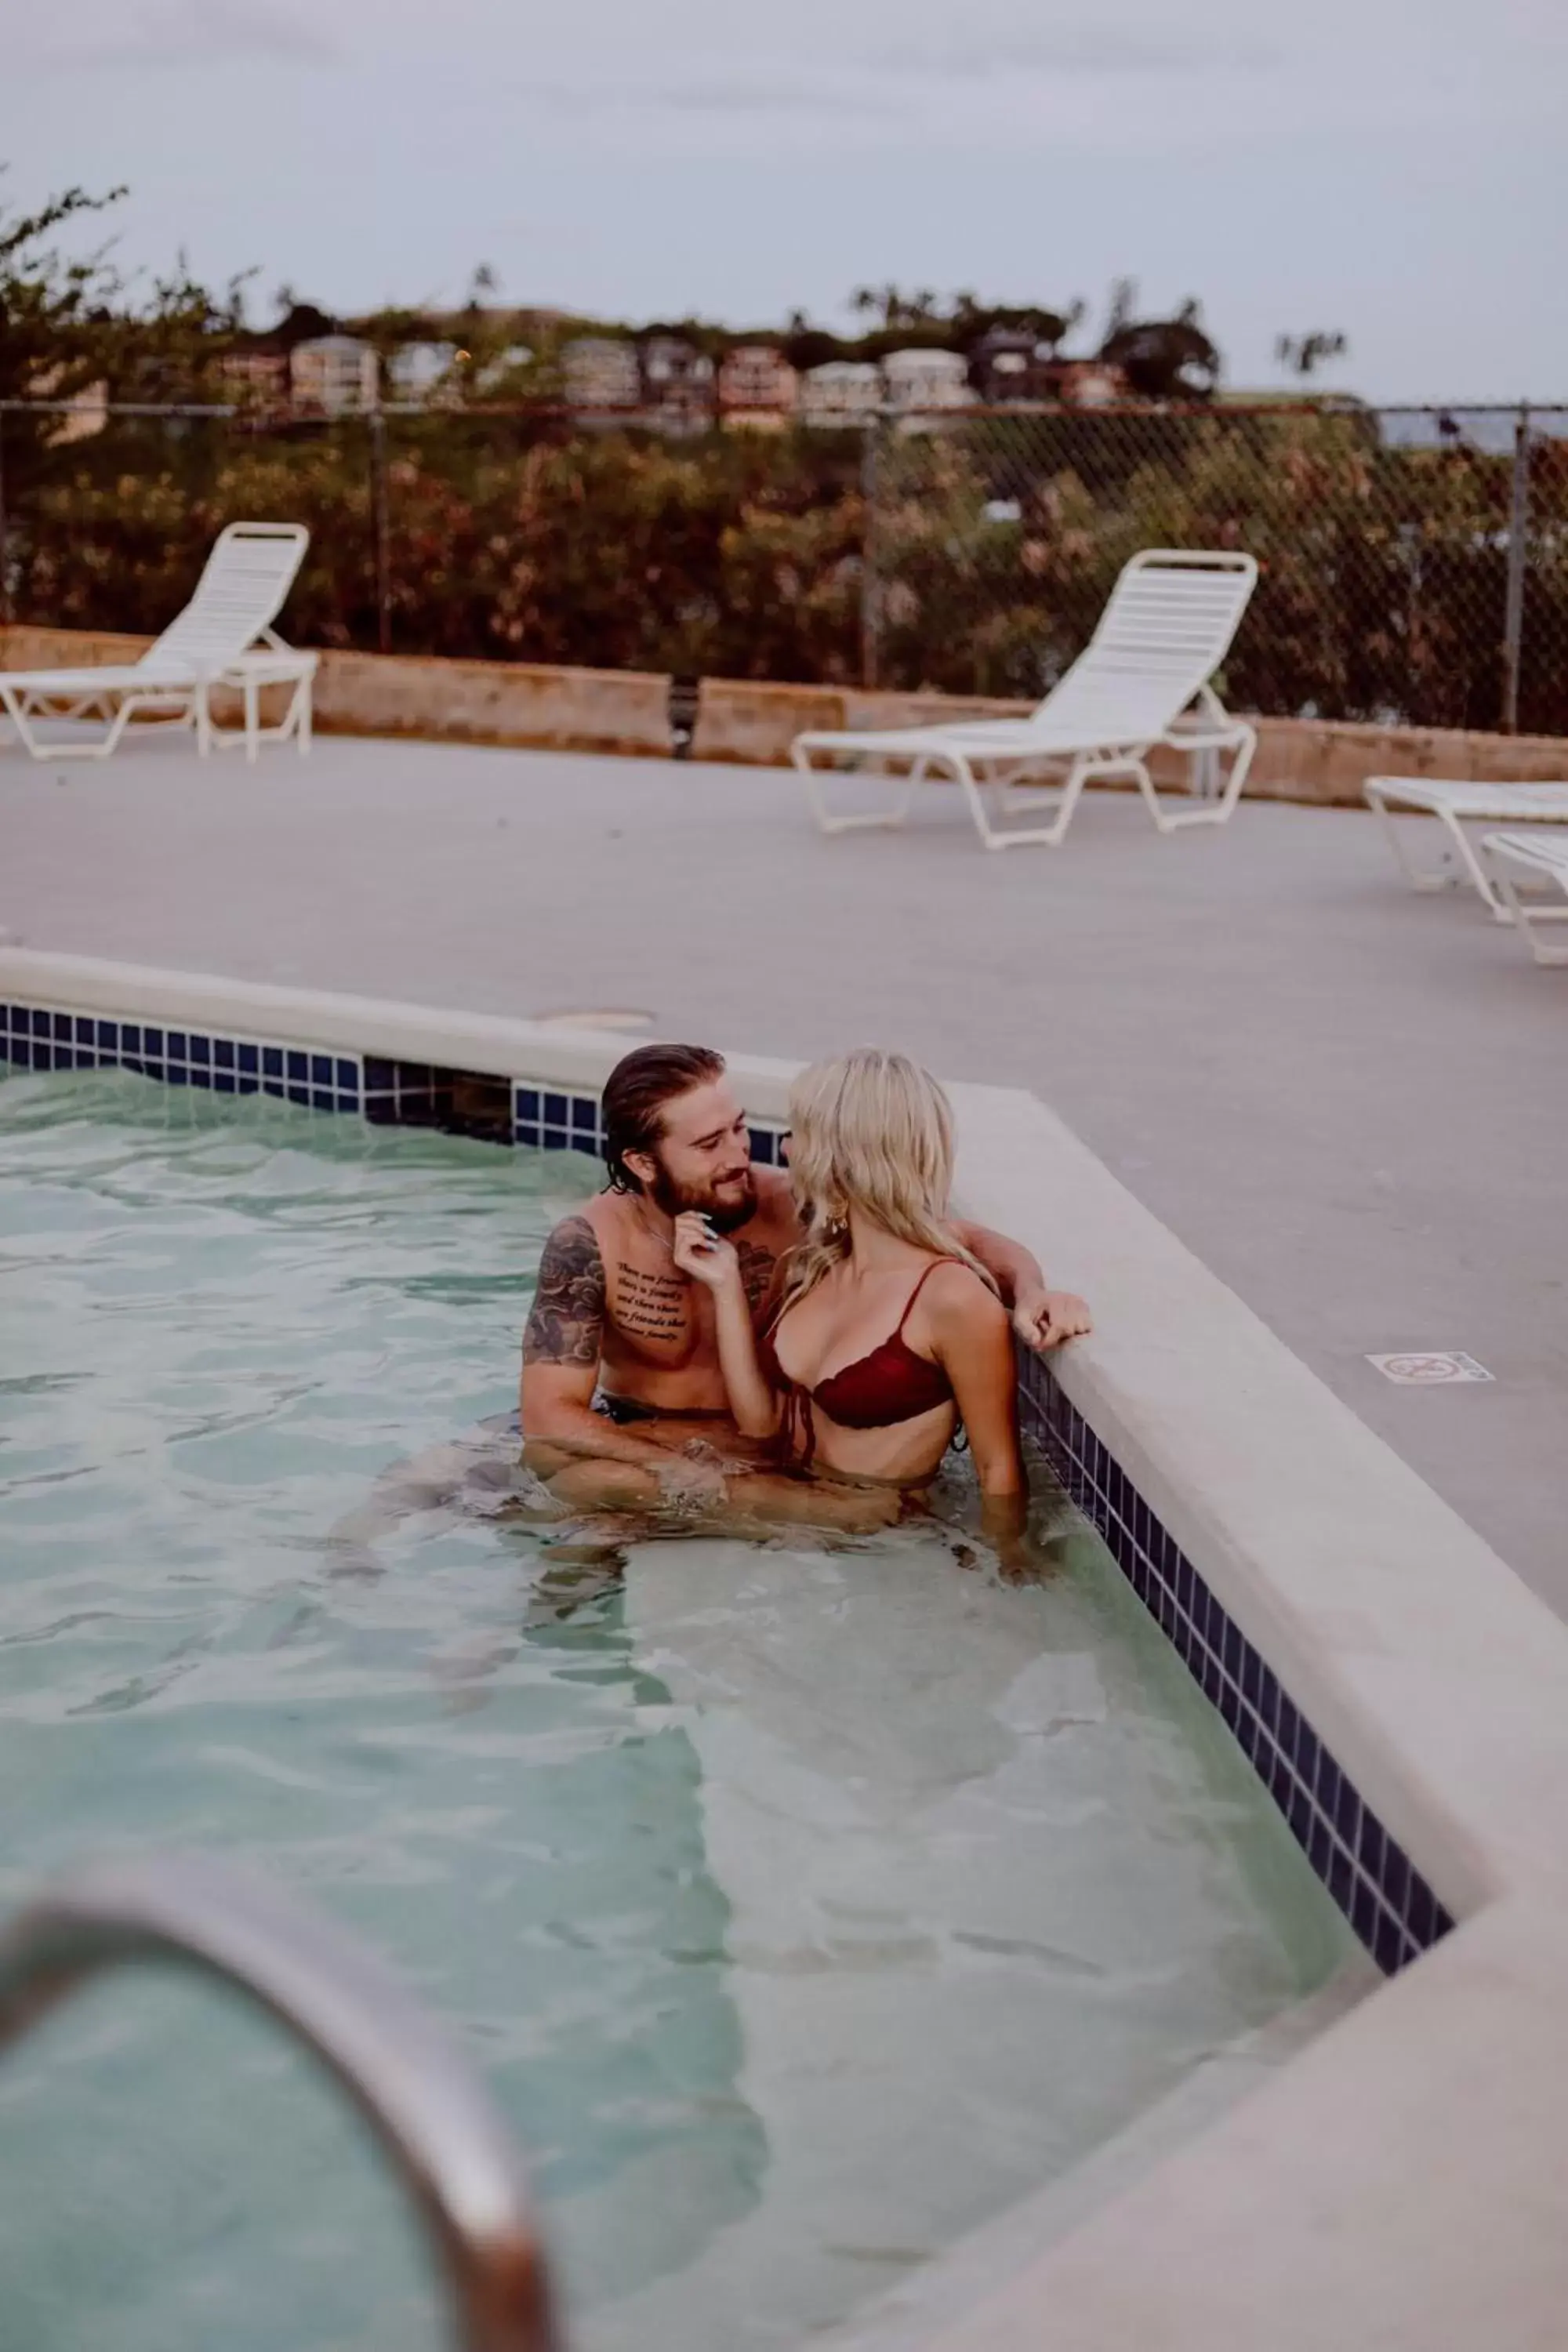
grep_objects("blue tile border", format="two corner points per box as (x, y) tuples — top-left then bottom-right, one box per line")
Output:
(1017, 1346), (1454, 1976)
(1, 1000), (789, 1177)
(0, 1000), (361, 1112)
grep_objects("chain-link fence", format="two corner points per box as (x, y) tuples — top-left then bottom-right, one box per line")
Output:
(2, 397), (1564, 735)
(868, 402), (1568, 734)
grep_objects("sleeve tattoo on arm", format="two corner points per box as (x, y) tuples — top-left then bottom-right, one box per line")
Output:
(736, 1241), (778, 1316)
(523, 1216), (607, 1367)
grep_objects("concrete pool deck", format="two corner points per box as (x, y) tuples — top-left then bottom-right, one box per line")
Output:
(3, 731), (1563, 1612)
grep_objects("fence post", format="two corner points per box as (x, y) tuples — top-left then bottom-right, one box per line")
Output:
(368, 407), (393, 656)
(0, 408), (9, 628)
(1501, 401), (1531, 733)
(860, 409), (884, 691)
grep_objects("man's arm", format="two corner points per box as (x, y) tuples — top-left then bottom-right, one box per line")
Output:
(948, 1217), (1093, 1352)
(521, 1216), (694, 1472)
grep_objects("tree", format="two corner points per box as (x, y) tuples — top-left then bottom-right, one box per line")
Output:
(1100, 292), (1221, 400)
(2, 172), (250, 405)
(1102, 277), (1137, 344)
(469, 263), (499, 300)
(0, 176), (126, 403)
(840, 286), (1087, 364)
(1276, 331), (1348, 379)
(782, 325), (851, 373)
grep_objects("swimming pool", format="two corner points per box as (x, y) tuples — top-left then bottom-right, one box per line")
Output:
(0, 1065), (1355, 2350)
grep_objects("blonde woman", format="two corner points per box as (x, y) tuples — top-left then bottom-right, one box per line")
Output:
(673, 1049), (1045, 1553)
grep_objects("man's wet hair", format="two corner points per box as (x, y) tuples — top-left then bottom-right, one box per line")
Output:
(601, 1044), (728, 1194)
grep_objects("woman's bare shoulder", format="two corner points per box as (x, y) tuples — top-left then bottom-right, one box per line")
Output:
(921, 1258), (1008, 1330)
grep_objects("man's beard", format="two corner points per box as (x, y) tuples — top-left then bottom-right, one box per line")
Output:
(648, 1161), (757, 1233)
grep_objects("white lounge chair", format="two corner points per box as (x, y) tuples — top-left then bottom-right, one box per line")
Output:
(1480, 833), (1568, 965)
(791, 549), (1259, 850)
(0, 522), (317, 764)
(1363, 777), (1568, 921)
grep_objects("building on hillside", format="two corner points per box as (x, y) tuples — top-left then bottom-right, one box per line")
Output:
(967, 328), (1062, 404)
(637, 336), (715, 430)
(717, 344), (799, 428)
(290, 334), (379, 416)
(216, 303), (336, 417)
(473, 344), (535, 394)
(799, 361), (884, 427)
(883, 347), (975, 427)
(1052, 360), (1127, 408)
(217, 342), (292, 412)
(561, 336), (642, 414)
(386, 342), (460, 402)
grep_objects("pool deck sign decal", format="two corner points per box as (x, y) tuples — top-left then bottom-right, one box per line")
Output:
(1366, 1351), (1495, 1385)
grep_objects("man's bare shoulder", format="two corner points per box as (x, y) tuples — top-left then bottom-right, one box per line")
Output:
(751, 1167), (800, 1233)
(523, 1210), (608, 1366)
(554, 1191), (641, 1261)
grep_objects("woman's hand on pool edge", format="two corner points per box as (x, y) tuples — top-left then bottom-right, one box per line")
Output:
(672, 1212), (741, 1293)
(1013, 1287), (1093, 1352)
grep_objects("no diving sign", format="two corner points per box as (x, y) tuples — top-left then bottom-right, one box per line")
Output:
(1366, 1352), (1494, 1386)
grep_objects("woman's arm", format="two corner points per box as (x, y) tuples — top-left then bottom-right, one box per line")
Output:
(671, 1214), (782, 1437)
(927, 1272), (1024, 1498)
(924, 1265), (1029, 1555)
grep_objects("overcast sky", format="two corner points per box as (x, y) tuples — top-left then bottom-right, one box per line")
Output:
(6, 0), (1566, 399)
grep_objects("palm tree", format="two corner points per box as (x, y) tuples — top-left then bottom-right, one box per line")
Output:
(1276, 330), (1348, 378)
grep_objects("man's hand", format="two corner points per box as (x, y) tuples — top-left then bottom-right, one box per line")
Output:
(656, 1452), (729, 1511)
(680, 1435), (757, 1479)
(1011, 1287), (1094, 1352)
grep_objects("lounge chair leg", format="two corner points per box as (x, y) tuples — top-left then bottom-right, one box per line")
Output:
(1, 689), (109, 760)
(0, 686), (36, 759)
(1490, 868), (1568, 964)
(956, 756), (1004, 848)
(1048, 756), (1091, 844)
(1131, 759), (1167, 831)
(1145, 725), (1256, 832)
(1436, 805), (1510, 919)
(1366, 787), (1449, 893)
(97, 699), (136, 760)
(956, 754), (1084, 848)
(792, 742), (916, 834)
(1367, 787), (1508, 914)
(7, 695), (56, 759)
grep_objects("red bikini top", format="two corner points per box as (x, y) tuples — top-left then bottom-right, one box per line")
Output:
(764, 1262), (954, 1461)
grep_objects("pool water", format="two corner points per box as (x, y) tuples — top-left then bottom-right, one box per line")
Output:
(0, 1066), (1355, 2352)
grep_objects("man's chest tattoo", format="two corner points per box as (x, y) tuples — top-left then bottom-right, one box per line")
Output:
(612, 1263), (691, 1345)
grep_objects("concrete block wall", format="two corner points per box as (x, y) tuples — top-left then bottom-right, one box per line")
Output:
(4, 626), (1566, 806)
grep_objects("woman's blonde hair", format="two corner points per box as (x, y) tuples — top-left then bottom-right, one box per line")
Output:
(777, 1048), (995, 1319)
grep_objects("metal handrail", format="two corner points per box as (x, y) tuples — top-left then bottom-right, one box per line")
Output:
(0, 1854), (557, 2352)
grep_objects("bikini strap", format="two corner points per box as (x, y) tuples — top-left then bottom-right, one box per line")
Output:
(895, 1260), (946, 1337)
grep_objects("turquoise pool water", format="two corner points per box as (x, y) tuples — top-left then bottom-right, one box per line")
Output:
(0, 1066), (1354, 2352)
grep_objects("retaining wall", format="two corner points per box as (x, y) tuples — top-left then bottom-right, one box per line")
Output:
(5, 626), (1565, 805)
